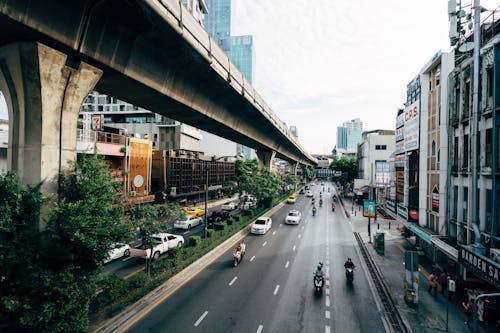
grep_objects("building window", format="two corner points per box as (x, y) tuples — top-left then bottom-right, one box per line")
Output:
(463, 187), (468, 222)
(486, 189), (492, 227)
(463, 134), (469, 169)
(464, 80), (471, 117)
(375, 145), (387, 150)
(431, 140), (436, 156)
(486, 67), (493, 98)
(453, 136), (459, 171)
(485, 128), (492, 167)
(453, 186), (458, 219)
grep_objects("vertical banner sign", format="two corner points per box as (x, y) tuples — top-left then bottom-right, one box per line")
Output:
(363, 200), (376, 217)
(404, 101), (420, 151)
(92, 115), (102, 130)
(404, 251), (419, 306)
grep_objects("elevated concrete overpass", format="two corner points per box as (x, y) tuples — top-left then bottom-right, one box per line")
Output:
(0, 0), (316, 195)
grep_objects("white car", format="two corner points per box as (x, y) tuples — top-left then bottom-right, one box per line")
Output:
(251, 216), (273, 235)
(285, 210), (302, 224)
(221, 201), (237, 210)
(174, 215), (202, 230)
(306, 190), (314, 197)
(104, 243), (130, 264)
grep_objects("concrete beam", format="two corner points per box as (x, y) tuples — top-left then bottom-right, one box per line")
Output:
(0, 42), (102, 201)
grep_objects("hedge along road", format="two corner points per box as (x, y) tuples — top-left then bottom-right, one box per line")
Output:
(94, 196), (289, 333)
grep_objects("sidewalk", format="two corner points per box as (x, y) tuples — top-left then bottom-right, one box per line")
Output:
(340, 196), (494, 333)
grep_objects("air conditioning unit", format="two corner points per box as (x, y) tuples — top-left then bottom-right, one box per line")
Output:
(130, 190), (137, 197)
(490, 248), (500, 264)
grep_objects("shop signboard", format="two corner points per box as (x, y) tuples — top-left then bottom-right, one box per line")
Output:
(397, 203), (408, 220)
(396, 113), (405, 129)
(459, 245), (500, 289)
(432, 192), (439, 212)
(375, 161), (390, 187)
(404, 101), (420, 152)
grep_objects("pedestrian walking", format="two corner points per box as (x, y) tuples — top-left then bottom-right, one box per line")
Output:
(439, 269), (448, 295)
(428, 271), (438, 296)
(462, 300), (474, 326)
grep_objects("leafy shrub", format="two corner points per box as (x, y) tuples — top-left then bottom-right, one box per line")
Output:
(232, 215), (241, 222)
(97, 275), (127, 306)
(206, 229), (214, 238)
(226, 217), (233, 225)
(214, 222), (227, 231)
(127, 271), (148, 289)
(188, 235), (202, 247)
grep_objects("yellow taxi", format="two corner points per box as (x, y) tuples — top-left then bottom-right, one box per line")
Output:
(287, 195), (297, 204)
(185, 206), (206, 216)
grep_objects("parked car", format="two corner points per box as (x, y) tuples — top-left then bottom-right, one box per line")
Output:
(221, 201), (238, 210)
(285, 210), (302, 224)
(207, 210), (230, 227)
(306, 190), (314, 197)
(185, 206), (206, 216)
(240, 200), (257, 210)
(287, 195), (297, 204)
(104, 243), (130, 264)
(251, 216), (272, 235)
(174, 215), (202, 230)
(129, 233), (184, 260)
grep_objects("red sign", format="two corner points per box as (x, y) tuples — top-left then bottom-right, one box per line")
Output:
(409, 209), (418, 220)
(432, 193), (439, 212)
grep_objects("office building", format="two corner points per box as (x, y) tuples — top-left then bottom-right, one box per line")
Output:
(336, 118), (363, 156)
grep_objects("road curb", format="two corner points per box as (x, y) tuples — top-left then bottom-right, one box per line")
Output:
(93, 199), (288, 333)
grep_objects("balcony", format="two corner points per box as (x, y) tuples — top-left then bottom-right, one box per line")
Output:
(480, 166), (492, 176)
(451, 113), (460, 126)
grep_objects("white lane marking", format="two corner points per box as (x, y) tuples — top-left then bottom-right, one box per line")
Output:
(256, 325), (264, 333)
(301, 226), (304, 229)
(250, 255), (255, 262)
(262, 241), (267, 247)
(325, 310), (331, 319)
(279, 223), (282, 227)
(326, 288), (330, 295)
(273, 285), (280, 295)
(285, 260), (290, 268)
(326, 296), (331, 307)
(293, 245), (296, 251)
(183, 231), (190, 235)
(194, 310), (208, 327)
(272, 230), (277, 235)
(298, 234), (302, 239)
(122, 256), (133, 262)
(229, 276), (238, 286)
(326, 280), (330, 287)
(325, 325), (331, 333)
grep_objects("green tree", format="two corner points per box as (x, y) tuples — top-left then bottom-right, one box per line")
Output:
(329, 157), (358, 185)
(0, 155), (130, 332)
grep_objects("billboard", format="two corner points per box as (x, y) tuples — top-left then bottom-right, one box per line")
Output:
(363, 200), (376, 217)
(404, 101), (420, 151)
(396, 113), (405, 129)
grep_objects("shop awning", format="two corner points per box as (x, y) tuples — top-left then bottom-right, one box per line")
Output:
(407, 223), (432, 244)
(431, 237), (458, 261)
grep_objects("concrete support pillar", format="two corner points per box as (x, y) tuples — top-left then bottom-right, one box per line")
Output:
(256, 150), (276, 171)
(294, 162), (300, 177)
(0, 42), (102, 197)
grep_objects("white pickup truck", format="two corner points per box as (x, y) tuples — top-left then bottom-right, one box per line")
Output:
(129, 233), (184, 260)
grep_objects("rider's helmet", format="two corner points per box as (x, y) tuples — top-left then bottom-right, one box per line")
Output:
(317, 262), (323, 270)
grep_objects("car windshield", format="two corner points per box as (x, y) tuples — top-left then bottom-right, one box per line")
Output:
(288, 211), (299, 216)
(255, 219), (266, 225)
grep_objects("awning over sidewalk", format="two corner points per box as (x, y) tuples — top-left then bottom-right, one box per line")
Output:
(431, 237), (458, 261)
(407, 223), (432, 244)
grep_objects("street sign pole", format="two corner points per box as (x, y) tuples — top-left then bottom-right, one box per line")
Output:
(368, 216), (371, 243)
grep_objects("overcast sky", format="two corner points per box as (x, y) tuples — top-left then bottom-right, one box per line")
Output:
(231, 0), (498, 154)
(0, 1), (498, 155)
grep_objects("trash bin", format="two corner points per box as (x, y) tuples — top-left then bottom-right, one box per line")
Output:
(374, 230), (385, 255)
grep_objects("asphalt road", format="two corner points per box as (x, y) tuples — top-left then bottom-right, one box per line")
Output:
(125, 183), (386, 333)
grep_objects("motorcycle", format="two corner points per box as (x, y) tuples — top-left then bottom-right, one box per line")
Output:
(312, 207), (316, 216)
(233, 249), (245, 267)
(319, 199), (323, 207)
(345, 267), (354, 282)
(313, 272), (324, 292)
(332, 203), (336, 212)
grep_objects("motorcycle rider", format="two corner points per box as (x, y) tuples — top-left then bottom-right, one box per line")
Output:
(319, 198), (323, 207)
(331, 201), (336, 211)
(344, 258), (355, 269)
(314, 262), (324, 283)
(312, 206), (317, 216)
(239, 239), (246, 259)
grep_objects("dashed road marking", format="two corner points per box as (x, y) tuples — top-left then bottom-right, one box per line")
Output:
(325, 310), (331, 319)
(272, 230), (277, 235)
(279, 223), (282, 227)
(326, 280), (330, 287)
(194, 310), (208, 327)
(256, 325), (263, 333)
(262, 241), (267, 247)
(229, 276), (237, 286)
(301, 226), (305, 229)
(325, 325), (331, 333)
(293, 245), (296, 251)
(285, 261), (290, 268)
(250, 255), (255, 262)
(326, 288), (330, 295)
(273, 285), (280, 295)
(325, 296), (330, 307)
(183, 231), (190, 235)
(298, 234), (302, 239)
